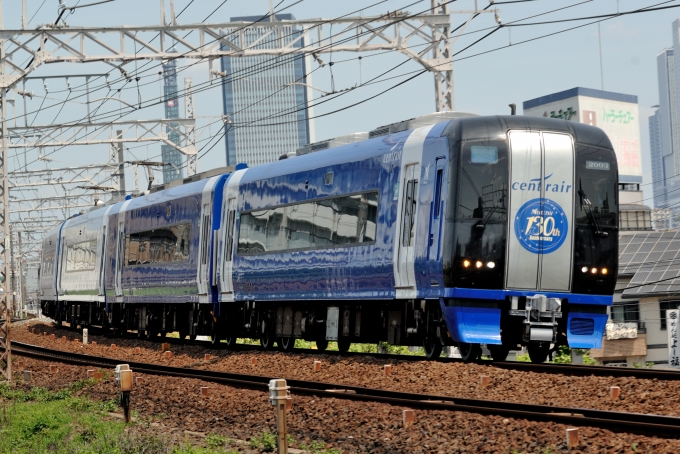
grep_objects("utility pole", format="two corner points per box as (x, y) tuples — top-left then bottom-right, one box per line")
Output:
(113, 130), (126, 199)
(9, 227), (14, 316)
(431, 0), (453, 111)
(18, 232), (25, 318)
(0, 0), (12, 381)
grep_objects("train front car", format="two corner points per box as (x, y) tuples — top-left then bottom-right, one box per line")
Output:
(443, 116), (618, 362)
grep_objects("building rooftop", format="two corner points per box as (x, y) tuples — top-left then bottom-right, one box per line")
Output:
(523, 87), (638, 110)
(619, 231), (680, 298)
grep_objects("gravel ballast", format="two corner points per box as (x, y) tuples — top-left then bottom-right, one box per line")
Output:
(14, 322), (680, 419)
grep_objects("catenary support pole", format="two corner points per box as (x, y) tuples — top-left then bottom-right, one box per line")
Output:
(0, 0), (12, 380)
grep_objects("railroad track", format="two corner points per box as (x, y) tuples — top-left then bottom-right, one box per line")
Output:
(9, 340), (680, 438)
(41, 322), (680, 381)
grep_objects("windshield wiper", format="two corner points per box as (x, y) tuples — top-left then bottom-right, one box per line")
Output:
(476, 192), (506, 230)
(578, 181), (608, 238)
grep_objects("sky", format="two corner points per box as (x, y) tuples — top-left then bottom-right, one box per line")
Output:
(2, 0), (676, 206)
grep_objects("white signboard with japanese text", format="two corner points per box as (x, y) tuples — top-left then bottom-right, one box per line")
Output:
(668, 309), (680, 368)
(523, 94), (641, 181)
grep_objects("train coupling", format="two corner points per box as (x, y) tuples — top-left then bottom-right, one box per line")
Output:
(509, 294), (562, 343)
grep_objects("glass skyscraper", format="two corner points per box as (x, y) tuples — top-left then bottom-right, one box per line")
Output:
(650, 20), (680, 211)
(221, 14), (312, 167)
(161, 50), (184, 183)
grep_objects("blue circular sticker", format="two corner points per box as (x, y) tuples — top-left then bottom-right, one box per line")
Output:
(514, 198), (568, 254)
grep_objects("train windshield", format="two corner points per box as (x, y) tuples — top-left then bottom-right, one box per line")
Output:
(448, 139), (509, 290)
(457, 141), (509, 222)
(575, 146), (617, 229)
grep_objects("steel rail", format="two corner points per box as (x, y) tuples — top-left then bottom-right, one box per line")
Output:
(9, 340), (680, 438)
(46, 322), (680, 381)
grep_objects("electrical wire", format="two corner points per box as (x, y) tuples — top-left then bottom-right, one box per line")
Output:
(13, 0), (431, 164)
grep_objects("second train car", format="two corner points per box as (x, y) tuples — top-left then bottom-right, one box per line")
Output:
(39, 113), (618, 362)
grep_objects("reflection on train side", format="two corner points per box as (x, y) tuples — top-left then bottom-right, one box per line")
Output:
(124, 223), (191, 266)
(238, 191), (379, 254)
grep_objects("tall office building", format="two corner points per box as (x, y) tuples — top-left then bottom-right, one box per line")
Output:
(161, 50), (184, 183)
(649, 18), (680, 229)
(221, 14), (313, 167)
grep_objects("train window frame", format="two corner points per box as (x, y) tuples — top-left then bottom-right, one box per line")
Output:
(124, 222), (192, 267)
(434, 168), (444, 219)
(401, 179), (418, 247)
(64, 239), (98, 273)
(237, 190), (380, 256)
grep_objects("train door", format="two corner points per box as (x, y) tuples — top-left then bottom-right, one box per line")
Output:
(506, 131), (574, 291)
(222, 198), (237, 297)
(197, 203), (211, 300)
(428, 157), (446, 261)
(115, 207), (128, 300)
(219, 169), (246, 301)
(98, 206), (114, 297)
(395, 163), (420, 289)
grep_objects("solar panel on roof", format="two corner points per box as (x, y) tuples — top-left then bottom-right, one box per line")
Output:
(646, 251), (663, 263)
(637, 243), (654, 253)
(661, 250), (678, 261)
(653, 241), (670, 252)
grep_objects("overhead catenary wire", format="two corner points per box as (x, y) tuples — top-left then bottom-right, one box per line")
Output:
(11, 0), (664, 183)
(9, 0), (676, 209)
(13, 0), (436, 167)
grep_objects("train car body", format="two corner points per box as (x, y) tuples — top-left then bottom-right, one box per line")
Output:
(40, 114), (618, 362)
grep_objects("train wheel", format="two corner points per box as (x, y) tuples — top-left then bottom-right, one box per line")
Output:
(260, 333), (275, 350)
(528, 343), (550, 363)
(337, 339), (351, 353)
(315, 339), (328, 352)
(279, 337), (295, 352)
(189, 334), (197, 341)
(488, 345), (510, 361)
(210, 323), (222, 346)
(137, 330), (145, 339)
(179, 330), (188, 340)
(224, 335), (237, 349)
(459, 342), (481, 362)
(423, 338), (443, 359)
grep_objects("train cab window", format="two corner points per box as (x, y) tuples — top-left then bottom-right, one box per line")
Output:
(124, 223), (191, 266)
(238, 191), (379, 255)
(457, 141), (508, 221)
(575, 146), (618, 228)
(42, 250), (55, 277)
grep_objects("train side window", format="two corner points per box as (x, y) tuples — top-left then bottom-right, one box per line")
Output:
(402, 180), (418, 247)
(434, 169), (443, 219)
(201, 215), (210, 265)
(287, 203), (314, 249)
(239, 210), (268, 254)
(238, 191), (379, 255)
(125, 223), (191, 266)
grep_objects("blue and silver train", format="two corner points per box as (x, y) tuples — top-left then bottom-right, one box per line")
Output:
(39, 112), (618, 362)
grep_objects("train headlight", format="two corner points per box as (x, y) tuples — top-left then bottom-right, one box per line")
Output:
(475, 261), (483, 269)
(463, 259), (471, 268)
(581, 267), (588, 273)
(591, 267), (598, 274)
(486, 261), (495, 269)
(601, 268), (608, 275)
